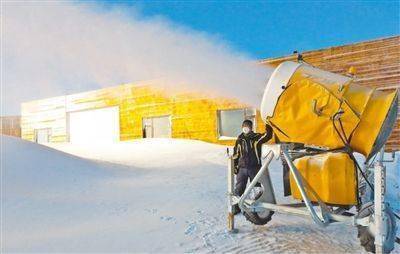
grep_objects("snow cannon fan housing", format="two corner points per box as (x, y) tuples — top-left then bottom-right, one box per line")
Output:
(260, 61), (398, 205)
(261, 61), (398, 160)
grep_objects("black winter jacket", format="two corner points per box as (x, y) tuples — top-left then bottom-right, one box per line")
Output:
(233, 125), (273, 172)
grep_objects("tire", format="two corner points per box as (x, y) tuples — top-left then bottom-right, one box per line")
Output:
(244, 210), (274, 225)
(243, 186), (274, 225)
(356, 202), (397, 253)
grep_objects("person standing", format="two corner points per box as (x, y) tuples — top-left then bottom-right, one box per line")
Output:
(232, 119), (273, 214)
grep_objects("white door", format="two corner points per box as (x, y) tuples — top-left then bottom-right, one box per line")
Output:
(35, 128), (51, 144)
(68, 106), (120, 144)
(142, 116), (171, 138)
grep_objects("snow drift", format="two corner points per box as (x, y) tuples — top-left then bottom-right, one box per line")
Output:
(2, 135), (399, 252)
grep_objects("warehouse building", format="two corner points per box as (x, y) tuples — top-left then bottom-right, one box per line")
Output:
(21, 80), (260, 146)
(21, 36), (399, 150)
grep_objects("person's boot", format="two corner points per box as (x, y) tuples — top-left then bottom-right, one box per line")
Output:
(232, 204), (241, 215)
(249, 186), (263, 200)
(254, 186), (263, 200)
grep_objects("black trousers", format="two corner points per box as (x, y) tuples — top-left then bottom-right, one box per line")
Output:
(234, 166), (259, 196)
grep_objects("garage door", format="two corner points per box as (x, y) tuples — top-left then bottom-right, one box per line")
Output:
(68, 107), (120, 144)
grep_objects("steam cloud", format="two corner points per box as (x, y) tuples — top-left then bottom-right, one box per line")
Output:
(2, 2), (273, 115)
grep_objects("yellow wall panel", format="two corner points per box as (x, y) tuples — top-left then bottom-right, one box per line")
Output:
(21, 82), (266, 146)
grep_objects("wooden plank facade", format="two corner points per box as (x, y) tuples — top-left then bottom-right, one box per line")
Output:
(21, 81), (264, 145)
(1, 116), (21, 137)
(260, 36), (400, 151)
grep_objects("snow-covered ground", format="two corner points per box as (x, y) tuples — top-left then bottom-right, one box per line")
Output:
(2, 135), (399, 253)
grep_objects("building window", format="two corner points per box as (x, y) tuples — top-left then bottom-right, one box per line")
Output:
(35, 128), (51, 144)
(142, 115), (171, 138)
(217, 108), (256, 139)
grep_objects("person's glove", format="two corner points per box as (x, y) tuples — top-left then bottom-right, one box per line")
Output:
(234, 165), (239, 175)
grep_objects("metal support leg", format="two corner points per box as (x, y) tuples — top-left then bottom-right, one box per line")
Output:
(238, 150), (274, 211)
(374, 147), (386, 254)
(360, 162), (368, 204)
(227, 153), (237, 233)
(281, 146), (330, 227)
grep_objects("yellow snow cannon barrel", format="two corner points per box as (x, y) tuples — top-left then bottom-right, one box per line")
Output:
(289, 152), (358, 205)
(260, 61), (398, 160)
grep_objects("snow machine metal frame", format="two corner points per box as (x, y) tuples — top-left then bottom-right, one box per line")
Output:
(227, 143), (393, 254)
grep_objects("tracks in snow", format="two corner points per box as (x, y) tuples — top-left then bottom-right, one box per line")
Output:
(186, 213), (367, 253)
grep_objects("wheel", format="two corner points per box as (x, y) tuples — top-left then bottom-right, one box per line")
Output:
(243, 186), (274, 225)
(243, 209), (274, 225)
(356, 202), (397, 253)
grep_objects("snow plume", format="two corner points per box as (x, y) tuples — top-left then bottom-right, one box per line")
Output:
(1, 1), (273, 115)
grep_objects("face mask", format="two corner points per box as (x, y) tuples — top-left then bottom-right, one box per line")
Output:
(242, 127), (251, 134)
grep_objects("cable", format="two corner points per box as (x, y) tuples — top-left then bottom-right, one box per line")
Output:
(331, 114), (349, 148)
(331, 114), (375, 191)
(367, 153), (378, 169)
(338, 118), (348, 143)
(350, 153), (374, 191)
(331, 111), (400, 246)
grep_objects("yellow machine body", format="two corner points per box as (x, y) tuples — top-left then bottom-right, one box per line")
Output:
(261, 62), (398, 160)
(290, 152), (358, 205)
(259, 62), (398, 206)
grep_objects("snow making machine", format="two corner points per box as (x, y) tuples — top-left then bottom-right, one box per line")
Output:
(227, 61), (399, 253)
